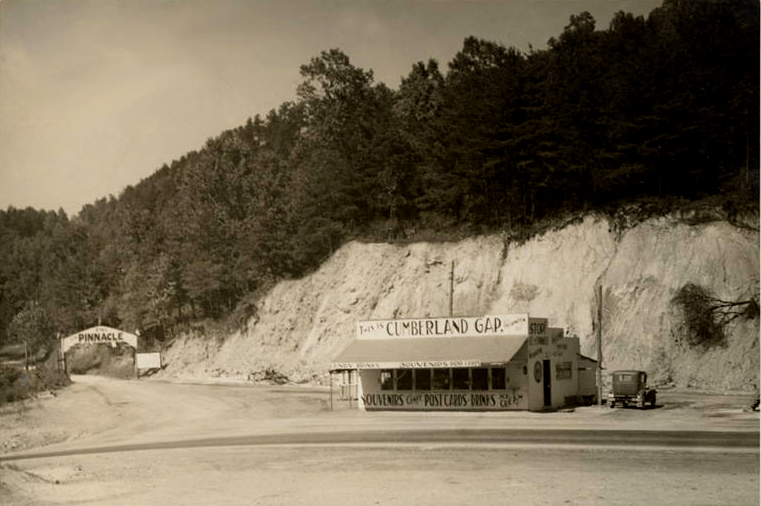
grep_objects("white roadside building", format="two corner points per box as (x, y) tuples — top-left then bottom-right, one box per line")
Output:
(330, 314), (597, 411)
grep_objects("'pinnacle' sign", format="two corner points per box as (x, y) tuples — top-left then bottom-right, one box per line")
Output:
(61, 325), (138, 354)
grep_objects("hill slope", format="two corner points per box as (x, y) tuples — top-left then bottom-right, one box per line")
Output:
(159, 213), (759, 391)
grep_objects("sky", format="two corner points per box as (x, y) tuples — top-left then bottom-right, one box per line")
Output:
(0, 0), (661, 216)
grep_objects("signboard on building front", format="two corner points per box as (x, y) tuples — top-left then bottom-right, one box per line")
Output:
(360, 390), (527, 410)
(357, 314), (532, 340)
(331, 359), (481, 370)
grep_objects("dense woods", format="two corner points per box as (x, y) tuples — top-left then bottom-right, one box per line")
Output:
(1, 0), (758, 349)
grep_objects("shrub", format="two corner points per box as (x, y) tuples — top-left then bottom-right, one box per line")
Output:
(671, 283), (758, 349)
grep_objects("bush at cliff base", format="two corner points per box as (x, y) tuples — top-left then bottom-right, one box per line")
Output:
(66, 342), (135, 379)
(0, 348), (70, 404)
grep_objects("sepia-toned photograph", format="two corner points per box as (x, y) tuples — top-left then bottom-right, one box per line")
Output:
(0, 0), (758, 504)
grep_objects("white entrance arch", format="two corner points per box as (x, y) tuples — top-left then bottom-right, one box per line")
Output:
(61, 325), (138, 355)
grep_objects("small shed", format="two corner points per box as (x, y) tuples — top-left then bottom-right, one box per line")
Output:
(577, 354), (599, 405)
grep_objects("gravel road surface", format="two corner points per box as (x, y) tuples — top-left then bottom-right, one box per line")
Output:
(1, 375), (758, 505)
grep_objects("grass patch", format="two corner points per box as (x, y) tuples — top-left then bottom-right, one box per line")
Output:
(0, 345), (70, 405)
(0, 365), (70, 405)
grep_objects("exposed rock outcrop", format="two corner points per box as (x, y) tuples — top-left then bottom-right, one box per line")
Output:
(160, 214), (759, 390)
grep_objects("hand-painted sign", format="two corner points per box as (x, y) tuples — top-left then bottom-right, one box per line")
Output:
(331, 359), (481, 370)
(360, 389), (526, 410)
(527, 318), (549, 346)
(61, 326), (138, 354)
(357, 314), (529, 340)
(528, 318), (548, 336)
(136, 352), (162, 369)
(534, 361), (543, 382)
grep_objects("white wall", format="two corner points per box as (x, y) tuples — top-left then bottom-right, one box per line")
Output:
(527, 334), (580, 411)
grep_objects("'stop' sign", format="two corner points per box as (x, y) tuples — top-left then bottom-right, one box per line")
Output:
(357, 314), (547, 340)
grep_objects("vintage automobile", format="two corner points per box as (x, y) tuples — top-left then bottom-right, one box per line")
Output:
(608, 370), (656, 409)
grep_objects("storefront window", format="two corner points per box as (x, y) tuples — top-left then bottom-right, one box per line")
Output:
(380, 370), (394, 390)
(556, 362), (572, 380)
(471, 368), (488, 390)
(491, 368), (506, 389)
(453, 368), (470, 390)
(414, 369), (431, 390)
(396, 369), (413, 390)
(433, 368), (451, 390)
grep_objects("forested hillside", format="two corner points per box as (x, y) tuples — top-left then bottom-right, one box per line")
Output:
(1, 0), (758, 351)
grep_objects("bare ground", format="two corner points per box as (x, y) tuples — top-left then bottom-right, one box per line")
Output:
(1, 376), (758, 505)
(2, 445), (758, 506)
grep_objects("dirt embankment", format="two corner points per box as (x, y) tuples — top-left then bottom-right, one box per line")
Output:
(158, 214), (759, 391)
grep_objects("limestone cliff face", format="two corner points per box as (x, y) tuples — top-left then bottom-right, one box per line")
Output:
(160, 215), (759, 390)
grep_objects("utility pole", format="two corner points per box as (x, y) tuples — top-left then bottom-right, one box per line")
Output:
(58, 334), (67, 374)
(449, 261), (454, 317)
(596, 284), (603, 407)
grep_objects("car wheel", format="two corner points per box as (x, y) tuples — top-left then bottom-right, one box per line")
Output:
(609, 400), (615, 408)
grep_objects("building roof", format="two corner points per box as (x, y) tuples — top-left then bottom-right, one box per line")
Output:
(330, 335), (527, 371)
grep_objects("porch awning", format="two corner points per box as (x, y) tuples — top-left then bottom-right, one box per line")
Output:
(330, 335), (527, 371)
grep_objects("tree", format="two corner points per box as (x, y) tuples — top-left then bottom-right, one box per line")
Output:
(295, 49), (378, 205)
(642, 0), (759, 198)
(292, 48), (407, 258)
(7, 301), (55, 368)
(431, 37), (529, 225)
(2, 2), (757, 349)
(672, 283), (759, 349)
(394, 59), (447, 225)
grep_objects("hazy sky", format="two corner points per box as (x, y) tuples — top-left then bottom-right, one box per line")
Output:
(0, 0), (660, 216)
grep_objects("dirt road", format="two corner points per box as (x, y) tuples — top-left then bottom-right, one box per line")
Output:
(1, 376), (758, 505)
